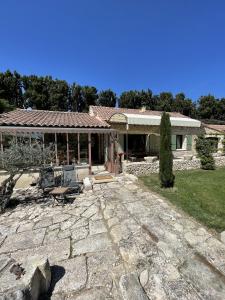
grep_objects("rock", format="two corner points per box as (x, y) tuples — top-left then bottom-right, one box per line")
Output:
(119, 272), (149, 300)
(83, 177), (92, 191)
(0, 256), (51, 300)
(220, 231), (225, 244)
(72, 233), (111, 256)
(139, 269), (149, 287)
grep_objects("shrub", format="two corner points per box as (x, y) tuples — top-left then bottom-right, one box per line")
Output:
(159, 112), (175, 188)
(196, 135), (215, 170)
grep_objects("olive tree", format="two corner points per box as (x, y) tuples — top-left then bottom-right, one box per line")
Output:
(0, 139), (54, 212)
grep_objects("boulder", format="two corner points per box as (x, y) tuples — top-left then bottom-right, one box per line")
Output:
(0, 255), (51, 300)
(83, 177), (92, 191)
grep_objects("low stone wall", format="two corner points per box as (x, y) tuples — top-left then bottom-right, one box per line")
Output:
(123, 156), (225, 176)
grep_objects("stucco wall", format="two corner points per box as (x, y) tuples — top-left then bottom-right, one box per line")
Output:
(122, 156), (225, 176)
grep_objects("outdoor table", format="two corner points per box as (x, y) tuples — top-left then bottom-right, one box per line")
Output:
(49, 187), (70, 206)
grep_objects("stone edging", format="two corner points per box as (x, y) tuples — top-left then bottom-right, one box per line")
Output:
(123, 156), (225, 176)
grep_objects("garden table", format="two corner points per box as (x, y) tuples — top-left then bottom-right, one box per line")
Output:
(49, 187), (70, 206)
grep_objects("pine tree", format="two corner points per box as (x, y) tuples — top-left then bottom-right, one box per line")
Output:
(159, 112), (175, 188)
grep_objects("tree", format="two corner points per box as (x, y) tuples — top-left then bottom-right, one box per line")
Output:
(0, 99), (14, 113)
(173, 93), (197, 117)
(196, 135), (215, 170)
(0, 70), (23, 107)
(120, 89), (153, 109)
(157, 92), (173, 112)
(22, 75), (50, 110)
(0, 139), (54, 212)
(97, 89), (116, 107)
(81, 86), (98, 112)
(70, 83), (83, 112)
(197, 95), (218, 120)
(159, 112), (175, 188)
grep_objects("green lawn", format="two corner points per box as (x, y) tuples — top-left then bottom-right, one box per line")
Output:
(140, 168), (225, 232)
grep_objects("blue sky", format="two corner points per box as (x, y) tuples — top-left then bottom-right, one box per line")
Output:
(1, 0), (225, 100)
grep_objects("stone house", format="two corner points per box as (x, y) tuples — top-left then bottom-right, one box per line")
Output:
(202, 124), (225, 154)
(0, 106), (217, 173)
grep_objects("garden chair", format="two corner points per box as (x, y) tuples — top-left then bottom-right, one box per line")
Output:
(61, 165), (82, 195)
(39, 166), (55, 193)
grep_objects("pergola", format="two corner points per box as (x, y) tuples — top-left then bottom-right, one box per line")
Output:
(0, 109), (116, 174)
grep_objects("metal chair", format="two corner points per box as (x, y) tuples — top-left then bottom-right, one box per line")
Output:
(61, 165), (82, 195)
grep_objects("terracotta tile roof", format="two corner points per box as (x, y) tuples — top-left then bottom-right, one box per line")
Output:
(204, 124), (225, 133)
(90, 106), (191, 121)
(0, 109), (110, 128)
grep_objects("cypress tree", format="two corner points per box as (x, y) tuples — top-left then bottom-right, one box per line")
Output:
(159, 112), (175, 188)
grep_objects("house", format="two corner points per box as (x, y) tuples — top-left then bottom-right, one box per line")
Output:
(202, 124), (225, 153)
(0, 106), (202, 173)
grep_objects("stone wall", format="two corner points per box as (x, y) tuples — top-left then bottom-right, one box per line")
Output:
(123, 156), (225, 176)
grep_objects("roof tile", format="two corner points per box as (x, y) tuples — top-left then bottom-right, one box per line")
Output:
(0, 109), (110, 128)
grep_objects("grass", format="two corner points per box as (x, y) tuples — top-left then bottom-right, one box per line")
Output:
(140, 167), (225, 232)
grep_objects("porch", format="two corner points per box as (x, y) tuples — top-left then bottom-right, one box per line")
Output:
(0, 127), (116, 175)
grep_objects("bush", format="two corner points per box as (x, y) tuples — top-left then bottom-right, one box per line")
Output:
(196, 135), (215, 170)
(159, 112), (175, 188)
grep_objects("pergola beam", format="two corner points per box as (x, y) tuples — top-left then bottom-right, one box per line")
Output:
(0, 126), (115, 134)
(88, 133), (92, 175)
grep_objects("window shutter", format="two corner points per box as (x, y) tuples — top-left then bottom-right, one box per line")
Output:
(171, 135), (176, 151)
(187, 135), (192, 151)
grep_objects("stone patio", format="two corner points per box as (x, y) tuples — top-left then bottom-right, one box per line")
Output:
(1, 175), (225, 299)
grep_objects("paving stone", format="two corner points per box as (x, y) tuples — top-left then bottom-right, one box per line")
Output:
(52, 256), (87, 295)
(71, 226), (88, 242)
(52, 213), (71, 224)
(87, 250), (120, 291)
(71, 217), (89, 229)
(17, 222), (34, 233)
(89, 219), (107, 235)
(33, 217), (52, 229)
(11, 239), (71, 264)
(65, 288), (113, 300)
(119, 272), (149, 300)
(72, 233), (112, 256)
(58, 229), (71, 239)
(0, 229), (46, 254)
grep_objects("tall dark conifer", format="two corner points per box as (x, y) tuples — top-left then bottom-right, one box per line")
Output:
(159, 112), (175, 188)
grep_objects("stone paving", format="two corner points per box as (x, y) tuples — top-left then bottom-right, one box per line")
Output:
(1, 175), (225, 299)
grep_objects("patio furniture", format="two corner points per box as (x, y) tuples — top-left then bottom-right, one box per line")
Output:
(49, 187), (70, 206)
(61, 165), (82, 195)
(39, 166), (55, 193)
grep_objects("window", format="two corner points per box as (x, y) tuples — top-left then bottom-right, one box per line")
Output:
(176, 135), (183, 149)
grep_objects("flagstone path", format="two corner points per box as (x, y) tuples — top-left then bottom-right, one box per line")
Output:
(0, 175), (225, 299)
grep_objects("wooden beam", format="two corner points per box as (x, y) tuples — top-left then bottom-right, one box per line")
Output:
(77, 133), (80, 164)
(66, 133), (69, 165)
(110, 133), (114, 173)
(98, 134), (101, 162)
(55, 133), (58, 166)
(88, 133), (92, 174)
(126, 132), (128, 162)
